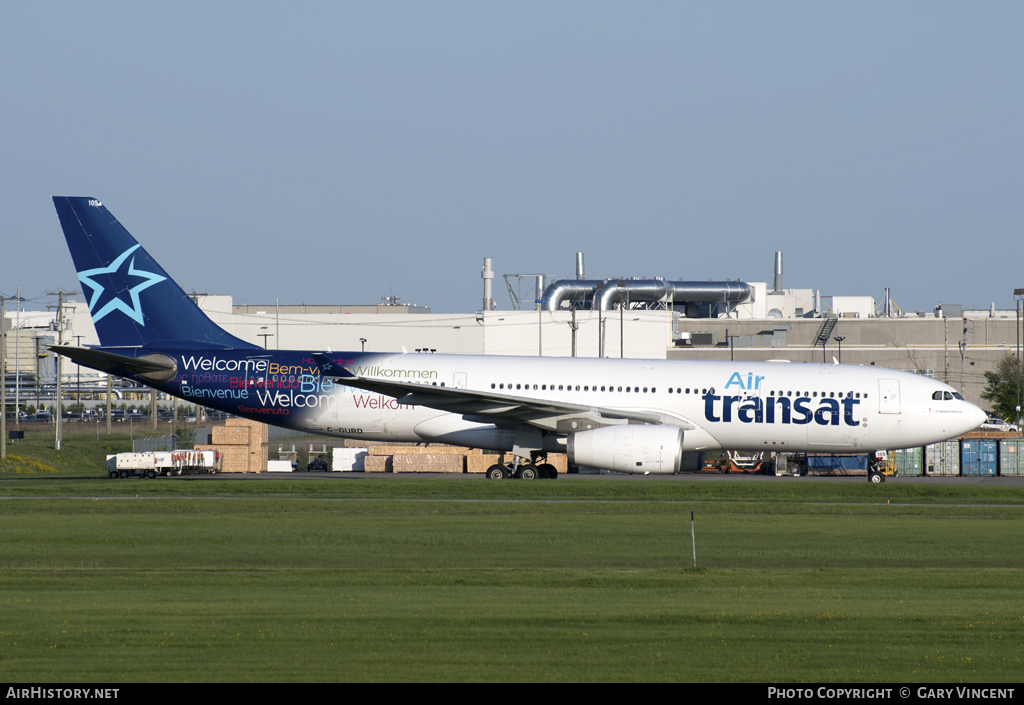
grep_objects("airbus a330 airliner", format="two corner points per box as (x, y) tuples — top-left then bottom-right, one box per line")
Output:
(50, 197), (986, 478)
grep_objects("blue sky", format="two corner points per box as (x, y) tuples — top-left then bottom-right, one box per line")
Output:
(2, 2), (1022, 314)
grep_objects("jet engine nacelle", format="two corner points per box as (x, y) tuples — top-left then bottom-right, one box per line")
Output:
(567, 425), (684, 475)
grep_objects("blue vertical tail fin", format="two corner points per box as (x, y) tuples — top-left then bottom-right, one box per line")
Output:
(53, 197), (257, 350)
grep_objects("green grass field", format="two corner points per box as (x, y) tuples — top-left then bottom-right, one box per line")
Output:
(2, 468), (1023, 682)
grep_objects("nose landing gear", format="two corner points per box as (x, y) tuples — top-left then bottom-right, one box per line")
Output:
(868, 450), (896, 483)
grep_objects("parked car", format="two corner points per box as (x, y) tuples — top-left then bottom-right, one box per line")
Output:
(980, 417), (1019, 432)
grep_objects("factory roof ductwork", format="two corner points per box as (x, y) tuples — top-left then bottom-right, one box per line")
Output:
(542, 278), (752, 312)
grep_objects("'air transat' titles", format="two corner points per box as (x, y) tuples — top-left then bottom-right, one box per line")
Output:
(707, 371), (861, 426)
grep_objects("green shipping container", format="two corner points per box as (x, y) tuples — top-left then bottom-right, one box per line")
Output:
(892, 447), (924, 476)
(999, 440), (1022, 476)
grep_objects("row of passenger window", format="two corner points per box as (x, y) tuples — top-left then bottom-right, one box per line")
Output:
(487, 383), (871, 399)
(492, 383), (657, 393)
(766, 390), (867, 399)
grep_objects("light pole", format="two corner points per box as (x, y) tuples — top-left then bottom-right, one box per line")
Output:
(958, 319), (968, 396)
(1015, 289), (1024, 427)
(74, 335), (82, 414)
(833, 336), (845, 364)
(568, 308), (578, 358)
(1, 294), (6, 459)
(618, 280), (625, 359)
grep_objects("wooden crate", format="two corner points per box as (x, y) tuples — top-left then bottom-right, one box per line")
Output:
(467, 454), (504, 474)
(544, 453), (568, 474)
(212, 425), (250, 445)
(391, 453), (464, 473)
(368, 444), (467, 456)
(249, 449), (268, 474)
(214, 445), (251, 474)
(226, 418), (268, 445)
(364, 455), (391, 473)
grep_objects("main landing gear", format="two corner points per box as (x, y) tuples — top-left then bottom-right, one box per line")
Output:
(486, 452), (558, 480)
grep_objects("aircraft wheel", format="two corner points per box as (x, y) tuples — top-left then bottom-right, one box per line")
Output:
(519, 464), (539, 480)
(486, 464), (508, 480)
(538, 463), (557, 479)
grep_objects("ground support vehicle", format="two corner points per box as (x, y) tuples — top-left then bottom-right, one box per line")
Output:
(105, 450), (219, 478)
(868, 450), (896, 483)
(307, 444), (331, 471)
(306, 457), (330, 472)
(702, 451), (765, 474)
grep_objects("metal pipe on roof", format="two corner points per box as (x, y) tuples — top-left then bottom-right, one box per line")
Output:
(542, 278), (752, 312)
(541, 279), (605, 311)
(597, 279), (672, 311)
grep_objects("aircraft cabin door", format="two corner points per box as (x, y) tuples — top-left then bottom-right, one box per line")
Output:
(453, 372), (467, 389)
(878, 379), (901, 414)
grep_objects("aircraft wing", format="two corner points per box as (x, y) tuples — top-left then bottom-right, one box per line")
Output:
(312, 353), (693, 432)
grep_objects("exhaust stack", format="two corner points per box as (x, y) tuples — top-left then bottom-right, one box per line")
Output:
(482, 258), (494, 311)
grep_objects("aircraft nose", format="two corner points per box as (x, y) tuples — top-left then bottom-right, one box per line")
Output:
(966, 403), (987, 431)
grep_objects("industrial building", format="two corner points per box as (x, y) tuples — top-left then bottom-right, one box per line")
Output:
(2, 251), (1019, 416)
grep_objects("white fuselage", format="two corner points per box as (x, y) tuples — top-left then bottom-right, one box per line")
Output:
(298, 354), (985, 454)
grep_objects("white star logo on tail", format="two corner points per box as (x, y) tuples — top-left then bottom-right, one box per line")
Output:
(77, 245), (167, 325)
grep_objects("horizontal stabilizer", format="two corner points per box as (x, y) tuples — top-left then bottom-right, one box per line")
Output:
(49, 345), (178, 383)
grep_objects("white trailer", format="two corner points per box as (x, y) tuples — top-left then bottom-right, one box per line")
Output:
(332, 447), (368, 472)
(105, 450), (220, 478)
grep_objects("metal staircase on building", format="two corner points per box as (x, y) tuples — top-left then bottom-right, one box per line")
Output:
(814, 315), (839, 350)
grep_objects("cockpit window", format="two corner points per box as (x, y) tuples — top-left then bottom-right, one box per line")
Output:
(932, 391), (943, 400)
(952, 392), (964, 400)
